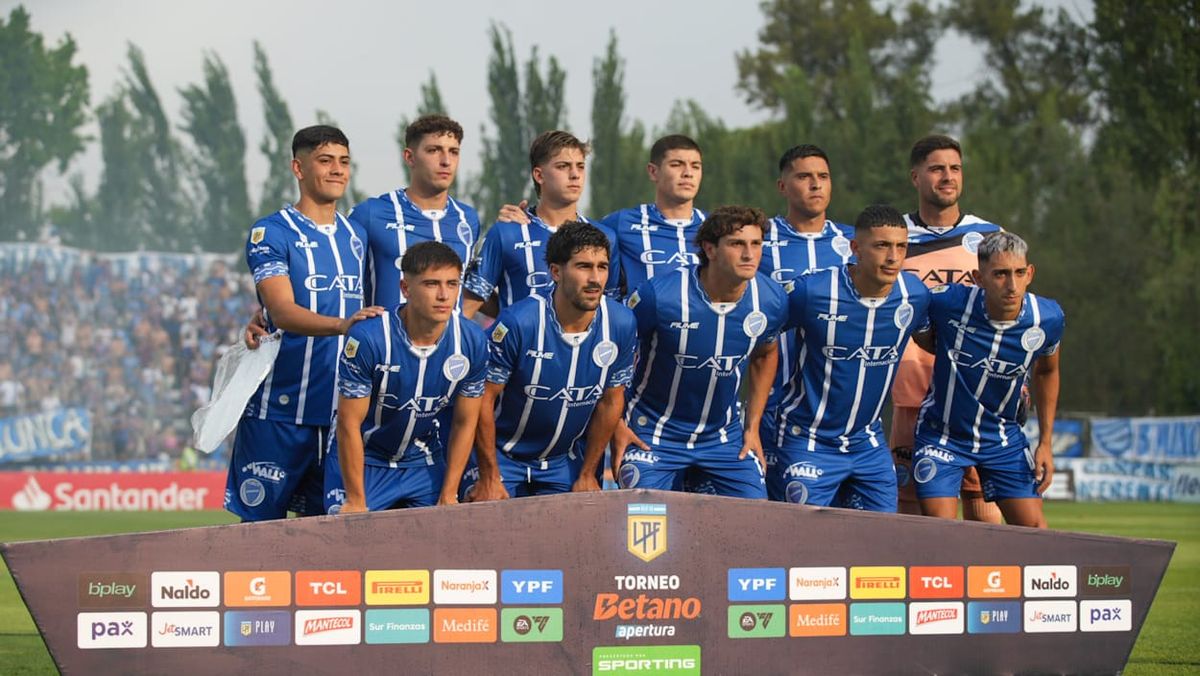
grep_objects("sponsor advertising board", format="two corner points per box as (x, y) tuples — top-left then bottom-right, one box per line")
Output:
(0, 471), (224, 511)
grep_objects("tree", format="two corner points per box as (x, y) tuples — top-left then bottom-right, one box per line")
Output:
(395, 71), (448, 184)
(0, 6), (89, 240)
(589, 30), (649, 217)
(254, 41), (295, 215)
(179, 52), (251, 252)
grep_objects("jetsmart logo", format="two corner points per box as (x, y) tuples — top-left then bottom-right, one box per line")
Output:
(304, 616), (354, 635)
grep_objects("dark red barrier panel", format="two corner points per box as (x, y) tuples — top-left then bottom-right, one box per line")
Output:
(0, 471), (225, 511)
(2, 490), (1174, 674)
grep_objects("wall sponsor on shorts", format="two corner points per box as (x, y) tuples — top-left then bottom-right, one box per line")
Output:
(966, 602), (1022, 634)
(294, 609), (361, 646)
(726, 604), (786, 639)
(1080, 600), (1132, 632)
(501, 569), (563, 604)
(789, 567), (847, 601)
(849, 566), (905, 600)
(727, 568), (786, 602)
(501, 607), (564, 643)
(592, 645), (701, 675)
(365, 569), (428, 605)
(223, 610), (290, 646)
(151, 571), (219, 608)
(1024, 600), (1078, 632)
(150, 611), (220, 648)
(432, 608), (496, 643)
(433, 569), (497, 605)
(77, 572), (148, 609)
(77, 611), (147, 649)
(908, 602), (965, 635)
(1023, 566), (1077, 598)
(223, 571), (291, 607)
(788, 603), (847, 637)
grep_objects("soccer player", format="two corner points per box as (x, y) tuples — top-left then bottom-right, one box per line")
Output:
(616, 206), (787, 499)
(911, 232), (1063, 528)
(771, 204), (931, 511)
(891, 134), (1003, 521)
(601, 134), (707, 299)
(226, 125), (385, 521)
(455, 222), (637, 499)
(328, 242), (487, 513)
(461, 131), (619, 317)
(347, 115), (481, 308)
(759, 144), (855, 501)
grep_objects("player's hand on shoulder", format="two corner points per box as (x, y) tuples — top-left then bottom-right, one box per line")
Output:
(497, 200), (530, 224)
(243, 307), (269, 349)
(338, 305), (387, 335)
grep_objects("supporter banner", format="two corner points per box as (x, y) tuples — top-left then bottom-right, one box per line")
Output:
(1022, 417), (1085, 458)
(2, 491), (1173, 674)
(1061, 458), (1200, 503)
(1090, 416), (1200, 462)
(0, 472), (224, 511)
(0, 408), (91, 463)
(0, 243), (238, 281)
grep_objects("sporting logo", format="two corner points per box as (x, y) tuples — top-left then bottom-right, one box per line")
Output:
(592, 645), (701, 675)
(626, 504), (667, 562)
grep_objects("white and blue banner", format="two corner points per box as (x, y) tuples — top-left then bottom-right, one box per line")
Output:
(1060, 458), (1200, 502)
(1090, 416), (1200, 463)
(0, 408), (92, 463)
(1022, 417), (1086, 457)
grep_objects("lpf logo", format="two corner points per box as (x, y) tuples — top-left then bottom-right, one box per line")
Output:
(627, 503), (667, 562)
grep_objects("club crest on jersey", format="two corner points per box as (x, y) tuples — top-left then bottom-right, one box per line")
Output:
(491, 323), (509, 344)
(832, 234), (852, 258)
(344, 337), (360, 359)
(744, 311), (768, 338)
(1022, 326), (1046, 352)
(250, 226), (266, 244)
(895, 302), (914, 330)
(350, 235), (365, 261)
(457, 220), (474, 246)
(443, 354), (470, 382)
(963, 231), (985, 254)
(593, 340), (619, 368)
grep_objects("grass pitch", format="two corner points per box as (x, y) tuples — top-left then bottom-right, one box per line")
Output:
(1, 504), (1196, 674)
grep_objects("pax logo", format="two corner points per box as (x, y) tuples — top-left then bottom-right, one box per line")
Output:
(433, 608), (497, 643)
(295, 610), (361, 645)
(151, 571), (219, 608)
(789, 603), (847, 637)
(789, 567), (847, 601)
(1024, 600), (1078, 633)
(967, 566), (1021, 598)
(150, 611), (220, 647)
(77, 612), (147, 649)
(727, 568), (786, 602)
(1080, 600), (1132, 632)
(366, 569), (429, 605)
(296, 570), (361, 606)
(434, 570), (497, 605)
(849, 566), (905, 599)
(224, 571), (291, 606)
(908, 602), (964, 635)
(501, 570), (563, 604)
(1024, 566), (1077, 598)
(909, 566), (964, 599)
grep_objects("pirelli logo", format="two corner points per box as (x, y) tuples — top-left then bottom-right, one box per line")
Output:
(365, 570), (429, 605)
(849, 567), (906, 600)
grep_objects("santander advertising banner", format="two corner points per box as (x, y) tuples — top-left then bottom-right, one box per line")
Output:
(0, 472), (225, 511)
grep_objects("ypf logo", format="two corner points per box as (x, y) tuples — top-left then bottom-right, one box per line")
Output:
(626, 503), (667, 562)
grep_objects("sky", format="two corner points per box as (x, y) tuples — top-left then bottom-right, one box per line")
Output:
(12, 0), (1093, 207)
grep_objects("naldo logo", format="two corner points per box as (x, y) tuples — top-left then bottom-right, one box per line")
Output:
(1024, 566), (1077, 598)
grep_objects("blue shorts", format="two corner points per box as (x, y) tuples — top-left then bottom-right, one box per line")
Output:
(225, 417), (328, 521)
(617, 443), (767, 500)
(771, 442), (897, 512)
(911, 442), (1040, 501)
(323, 442), (443, 513)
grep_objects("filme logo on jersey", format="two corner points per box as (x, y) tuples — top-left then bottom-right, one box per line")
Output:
(967, 601), (1022, 634)
(77, 611), (147, 649)
(224, 571), (291, 607)
(295, 570), (362, 606)
(1024, 600), (1078, 633)
(295, 609), (361, 646)
(593, 645), (701, 675)
(433, 569), (497, 605)
(727, 568), (786, 602)
(1081, 566), (1131, 597)
(670, 321), (700, 330)
(967, 566), (1021, 598)
(1024, 565), (1077, 598)
(789, 567), (847, 601)
(848, 602), (906, 636)
(908, 602), (965, 635)
(789, 603), (847, 637)
(501, 570), (563, 604)
(501, 607), (564, 643)
(223, 610), (291, 646)
(849, 567), (906, 599)
(626, 503), (667, 563)
(433, 608), (497, 643)
(78, 572), (148, 608)
(150, 611), (220, 648)
(1080, 600), (1132, 632)
(727, 604), (786, 639)
(909, 566), (964, 599)
(151, 571), (219, 608)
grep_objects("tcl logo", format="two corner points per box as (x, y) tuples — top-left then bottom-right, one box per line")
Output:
(910, 567), (963, 599)
(296, 571), (362, 606)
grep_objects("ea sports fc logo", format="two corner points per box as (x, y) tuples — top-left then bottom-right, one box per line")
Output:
(627, 504), (667, 562)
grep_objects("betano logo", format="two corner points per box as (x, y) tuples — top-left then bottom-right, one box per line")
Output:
(849, 567), (905, 599)
(594, 594), (702, 621)
(967, 566), (1021, 598)
(627, 504), (667, 562)
(365, 570), (429, 605)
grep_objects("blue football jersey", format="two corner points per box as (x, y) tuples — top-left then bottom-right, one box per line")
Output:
(625, 268), (788, 449)
(915, 284), (1065, 455)
(487, 293), (638, 464)
(464, 208), (620, 310)
(244, 206), (366, 426)
(348, 189), (481, 307)
(338, 311), (488, 468)
(759, 217), (856, 413)
(777, 266), (931, 453)
(601, 203), (705, 298)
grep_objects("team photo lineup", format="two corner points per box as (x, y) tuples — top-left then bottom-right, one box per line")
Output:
(225, 115), (1062, 529)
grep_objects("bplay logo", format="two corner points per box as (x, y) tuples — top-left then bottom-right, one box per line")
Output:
(151, 571), (219, 608)
(727, 568), (786, 602)
(592, 645), (701, 675)
(501, 608), (564, 643)
(295, 610), (361, 646)
(1081, 566), (1132, 598)
(501, 569), (563, 604)
(365, 569), (429, 605)
(966, 602), (1021, 634)
(1080, 600), (1132, 632)
(223, 610), (290, 646)
(295, 570), (361, 606)
(967, 566), (1021, 598)
(77, 612), (147, 649)
(849, 566), (906, 600)
(150, 611), (220, 647)
(224, 571), (291, 606)
(909, 566), (964, 599)
(789, 567), (847, 601)
(789, 603), (847, 637)
(848, 603), (906, 636)
(365, 609), (430, 644)
(1024, 600), (1078, 633)
(77, 572), (148, 609)
(908, 602), (965, 635)
(433, 608), (497, 643)
(433, 569), (497, 604)
(727, 604), (786, 639)
(1024, 566), (1077, 598)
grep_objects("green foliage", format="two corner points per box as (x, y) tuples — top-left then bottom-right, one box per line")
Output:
(254, 41), (295, 215)
(589, 30), (649, 217)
